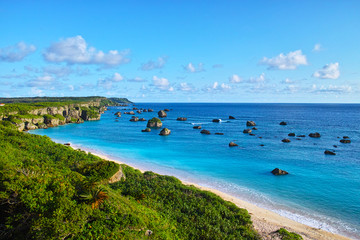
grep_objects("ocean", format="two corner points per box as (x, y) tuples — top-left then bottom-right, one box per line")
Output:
(30, 103), (360, 239)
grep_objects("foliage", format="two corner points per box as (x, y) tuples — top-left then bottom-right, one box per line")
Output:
(148, 117), (162, 123)
(278, 228), (303, 240)
(0, 117), (259, 239)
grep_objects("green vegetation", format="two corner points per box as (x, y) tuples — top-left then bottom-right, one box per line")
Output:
(278, 228), (303, 240)
(108, 97), (132, 104)
(0, 122), (259, 239)
(148, 117), (162, 123)
(81, 107), (100, 119)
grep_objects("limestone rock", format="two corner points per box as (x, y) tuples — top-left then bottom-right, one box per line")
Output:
(159, 128), (171, 136)
(147, 117), (163, 128)
(282, 138), (291, 143)
(200, 129), (210, 134)
(177, 117), (187, 121)
(141, 128), (151, 132)
(229, 142), (238, 147)
(243, 129), (252, 134)
(271, 168), (288, 175)
(158, 110), (167, 118)
(324, 150), (336, 155)
(309, 132), (321, 138)
(193, 125), (201, 129)
(246, 121), (256, 126)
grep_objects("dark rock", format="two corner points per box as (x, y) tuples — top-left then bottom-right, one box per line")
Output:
(143, 109), (148, 112)
(158, 110), (167, 118)
(130, 117), (139, 122)
(177, 117), (187, 121)
(243, 129), (252, 134)
(246, 121), (256, 126)
(333, 145), (338, 148)
(249, 133), (255, 136)
(200, 129), (210, 135)
(159, 128), (171, 136)
(133, 107), (138, 110)
(164, 109), (170, 112)
(282, 138), (291, 143)
(288, 133), (295, 137)
(296, 138), (302, 140)
(279, 121), (287, 126)
(129, 111), (135, 115)
(137, 110), (141, 114)
(324, 150), (336, 155)
(148, 109), (153, 112)
(215, 133), (224, 135)
(258, 136), (263, 139)
(141, 128), (151, 132)
(64, 143), (71, 146)
(139, 118), (146, 121)
(229, 142), (238, 147)
(229, 116), (236, 119)
(252, 127), (258, 130)
(309, 132), (321, 138)
(297, 135), (306, 138)
(114, 112), (121, 117)
(212, 119), (221, 123)
(260, 144), (265, 147)
(340, 139), (351, 143)
(343, 136), (349, 139)
(147, 117), (163, 128)
(271, 168), (289, 175)
(193, 125), (202, 129)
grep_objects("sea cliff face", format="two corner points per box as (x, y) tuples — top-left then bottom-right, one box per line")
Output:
(0, 99), (110, 131)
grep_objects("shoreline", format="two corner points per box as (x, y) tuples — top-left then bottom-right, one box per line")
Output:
(69, 143), (350, 240)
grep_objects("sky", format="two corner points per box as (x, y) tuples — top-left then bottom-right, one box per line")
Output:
(0, 1), (359, 103)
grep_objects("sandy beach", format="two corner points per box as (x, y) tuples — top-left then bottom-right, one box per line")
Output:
(73, 145), (350, 240)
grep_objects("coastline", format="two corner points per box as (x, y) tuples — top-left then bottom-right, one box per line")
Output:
(69, 143), (350, 240)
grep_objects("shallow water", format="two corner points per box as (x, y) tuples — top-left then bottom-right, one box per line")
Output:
(30, 103), (360, 239)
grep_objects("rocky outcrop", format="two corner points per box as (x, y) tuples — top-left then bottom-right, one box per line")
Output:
(252, 127), (258, 130)
(309, 132), (321, 138)
(324, 150), (336, 155)
(139, 118), (146, 121)
(147, 117), (162, 128)
(229, 116), (235, 119)
(229, 142), (238, 147)
(243, 129), (252, 134)
(200, 130), (210, 134)
(130, 117), (139, 122)
(271, 168), (288, 175)
(246, 121), (256, 126)
(164, 109), (170, 112)
(159, 128), (171, 136)
(177, 117), (187, 121)
(288, 133), (295, 137)
(141, 128), (151, 132)
(114, 112), (121, 117)
(279, 121), (287, 126)
(148, 109), (153, 112)
(340, 139), (351, 143)
(108, 166), (125, 183)
(158, 110), (167, 118)
(215, 133), (224, 135)
(25, 122), (38, 130)
(193, 126), (201, 129)
(212, 119), (221, 123)
(282, 138), (291, 143)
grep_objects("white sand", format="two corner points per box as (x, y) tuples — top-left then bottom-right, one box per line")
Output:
(72, 145), (350, 240)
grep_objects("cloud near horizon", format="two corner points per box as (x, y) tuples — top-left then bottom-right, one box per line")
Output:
(313, 62), (340, 79)
(43, 35), (130, 67)
(0, 42), (36, 62)
(229, 74), (242, 83)
(260, 50), (307, 70)
(152, 76), (174, 91)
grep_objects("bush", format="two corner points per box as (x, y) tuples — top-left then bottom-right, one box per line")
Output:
(278, 228), (303, 240)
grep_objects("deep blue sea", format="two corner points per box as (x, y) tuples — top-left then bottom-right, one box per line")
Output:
(30, 103), (360, 239)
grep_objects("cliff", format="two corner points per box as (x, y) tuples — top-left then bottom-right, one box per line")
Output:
(0, 97), (116, 131)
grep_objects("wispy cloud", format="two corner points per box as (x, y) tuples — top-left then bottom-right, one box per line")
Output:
(260, 50), (307, 70)
(152, 76), (174, 91)
(229, 74), (242, 83)
(43, 35), (130, 67)
(184, 62), (204, 73)
(177, 82), (196, 92)
(127, 77), (146, 82)
(0, 42), (36, 62)
(313, 62), (340, 79)
(97, 72), (124, 89)
(312, 43), (322, 52)
(310, 84), (352, 93)
(140, 56), (167, 71)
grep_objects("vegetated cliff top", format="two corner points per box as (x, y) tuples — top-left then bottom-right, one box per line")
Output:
(0, 96), (128, 104)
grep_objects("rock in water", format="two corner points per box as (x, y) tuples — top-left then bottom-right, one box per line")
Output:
(243, 129), (252, 134)
(164, 109), (170, 112)
(200, 129), (210, 134)
(279, 121), (287, 126)
(141, 128), (151, 132)
(177, 117), (187, 121)
(193, 125), (202, 129)
(324, 150), (336, 155)
(147, 117), (162, 128)
(129, 116), (139, 122)
(271, 168), (289, 175)
(229, 142), (238, 147)
(288, 133), (295, 137)
(159, 128), (171, 136)
(246, 121), (256, 126)
(158, 110), (167, 118)
(114, 112), (121, 117)
(212, 119), (221, 123)
(229, 116), (236, 119)
(309, 132), (321, 138)
(340, 139), (351, 143)
(215, 133), (224, 135)
(282, 138), (291, 143)
(139, 118), (146, 121)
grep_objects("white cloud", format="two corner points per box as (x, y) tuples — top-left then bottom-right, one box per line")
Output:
(43, 35), (130, 67)
(313, 62), (340, 79)
(97, 72), (123, 90)
(203, 81), (231, 92)
(152, 76), (173, 91)
(229, 74), (242, 83)
(43, 65), (73, 77)
(178, 82), (195, 92)
(112, 72), (124, 81)
(260, 50), (307, 70)
(0, 42), (36, 62)
(25, 75), (55, 88)
(281, 78), (293, 84)
(311, 84), (351, 93)
(313, 43), (322, 52)
(141, 56), (167, 71)
(248, 73), (266, 83)
(184, 62), (204, 73)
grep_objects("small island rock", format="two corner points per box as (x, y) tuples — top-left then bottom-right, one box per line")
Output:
(340, 139), (351, 143)
(279, 121), (287, 126)
(229, 116), (236, 119)
(177, 117), (187, 121)
(243, 129), (252, 134)
(193, 125), (201, 129)
(141, 128), (151, 132)
(229, 142), (238, 147)
(200, 129), (210, 134)
(159, 128), (171, 136)
(271, 168), (289, 175)
(158, 110), (167, 118)
(288, 133), (295, 137)
(246, 121), (256, 126)
(282, 138), (291, 143)
(212, 119), (221, 123)
(215, 133), (224, 135)
(324, 150), (336, 155)
(309, 132), (321, 138)
(147, 117), (163, 128)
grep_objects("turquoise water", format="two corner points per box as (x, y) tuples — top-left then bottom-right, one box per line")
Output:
(30, 103), (360, 239)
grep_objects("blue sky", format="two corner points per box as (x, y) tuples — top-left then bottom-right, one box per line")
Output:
(0, 1), (359, 103)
